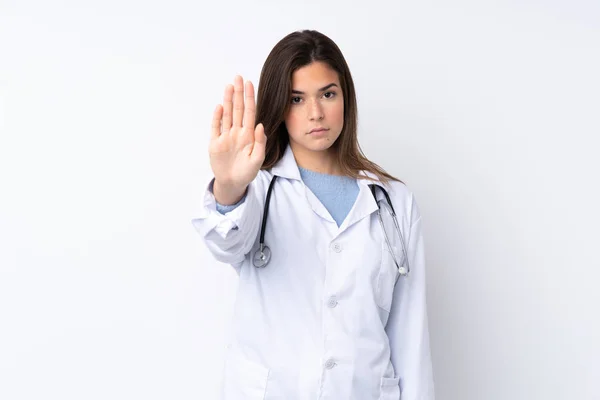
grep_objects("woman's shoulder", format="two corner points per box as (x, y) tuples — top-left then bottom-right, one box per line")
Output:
(360, 171), (413, 202)
(385, 179), (424, 225)
(384, 178), (413, 199)
(360, 171), (419, 222)
(384, 179), (415, 208)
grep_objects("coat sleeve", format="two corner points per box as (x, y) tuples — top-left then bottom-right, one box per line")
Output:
(191, 172), (267, 266)
(385, 193), (435, 400)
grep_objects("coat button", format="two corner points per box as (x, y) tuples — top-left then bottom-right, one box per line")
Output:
(324, 359), (336, 369)
(330, 242), (342, 253)
(327, 296), (338, 308)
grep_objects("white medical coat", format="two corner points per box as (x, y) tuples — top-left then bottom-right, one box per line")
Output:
(192, 145), (434, 400)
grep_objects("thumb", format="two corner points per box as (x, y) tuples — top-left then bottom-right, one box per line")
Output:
(251, 123), (267, 163)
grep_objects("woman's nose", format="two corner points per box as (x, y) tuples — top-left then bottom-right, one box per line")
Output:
(308, 100), (324, 120)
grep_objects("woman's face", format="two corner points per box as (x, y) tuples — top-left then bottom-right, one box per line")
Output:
(284, 61), (344, 157)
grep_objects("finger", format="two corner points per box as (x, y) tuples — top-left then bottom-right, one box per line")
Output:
(232, 75), (244, 127)
(243, 80), (256, 128)
(251, 123), (267, 164)
(222, 84), (234, 132)
(211, 104), (223, 139)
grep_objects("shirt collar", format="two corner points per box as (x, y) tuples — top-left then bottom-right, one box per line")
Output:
(270, 143), (302, 181)
(270, 143), (387, 190)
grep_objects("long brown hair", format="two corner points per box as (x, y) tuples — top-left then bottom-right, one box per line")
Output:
(255, 30), (402, 185)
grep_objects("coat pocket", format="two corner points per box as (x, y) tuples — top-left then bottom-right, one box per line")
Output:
(379, 375), (401, 400)
(222, 350), (270, 400)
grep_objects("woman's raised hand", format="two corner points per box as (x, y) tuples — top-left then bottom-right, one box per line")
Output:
(209, 76), (267, 204)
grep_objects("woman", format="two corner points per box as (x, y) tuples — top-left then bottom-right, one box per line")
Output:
(193, 30), (434, 400)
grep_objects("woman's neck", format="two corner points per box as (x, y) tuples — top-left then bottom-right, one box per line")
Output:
(291, 145), (341, 175)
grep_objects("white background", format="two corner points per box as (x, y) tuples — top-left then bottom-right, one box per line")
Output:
(1, 0), (599, 399)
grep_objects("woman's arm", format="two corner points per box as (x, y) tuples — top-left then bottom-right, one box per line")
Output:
(385, 195), (435, 399)
(191, 75), (267, 267)
(191, 174), (265, 266)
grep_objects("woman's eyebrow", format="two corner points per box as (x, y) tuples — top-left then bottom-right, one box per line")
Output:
(291, 83), (338, 95)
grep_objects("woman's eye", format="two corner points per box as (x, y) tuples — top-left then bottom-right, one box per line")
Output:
(291, 97), (302, 104)
(323, 91), (336, 99)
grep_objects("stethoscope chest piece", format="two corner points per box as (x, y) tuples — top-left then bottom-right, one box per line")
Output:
(252, 244), (271, 268)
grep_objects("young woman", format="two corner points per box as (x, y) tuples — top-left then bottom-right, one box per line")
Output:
(193, 30), (434, 400)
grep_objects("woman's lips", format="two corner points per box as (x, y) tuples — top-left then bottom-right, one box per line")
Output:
(309, 128), (329, 135)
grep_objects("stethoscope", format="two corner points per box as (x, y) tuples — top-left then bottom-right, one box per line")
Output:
(252, 175), (411, 277)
